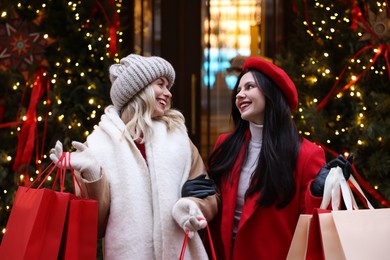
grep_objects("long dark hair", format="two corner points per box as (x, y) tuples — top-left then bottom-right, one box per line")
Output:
(208, 69), (301, 209)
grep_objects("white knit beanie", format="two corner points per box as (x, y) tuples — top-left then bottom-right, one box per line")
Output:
(109, 54), (175, 111)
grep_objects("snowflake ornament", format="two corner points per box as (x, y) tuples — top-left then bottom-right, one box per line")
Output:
(0, 18), (50, 78)
(359, 8), (390, 44)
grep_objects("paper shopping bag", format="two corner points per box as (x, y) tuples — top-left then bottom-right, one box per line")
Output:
(317, 211), (345, 260)
(289, 207), (390, 260)
(289, 208), (345, 260)
(330, 208), (390, 260)
(0, 186), (70, 260)
(287, 209), (330, 260)
(59, 194), (98, 260)
(305, 207), (390, 260)
(290, 166), (390, 260)
(305, 208), (345, 260)
(317, 167), (390, 259)
(286, 214), (312, 259)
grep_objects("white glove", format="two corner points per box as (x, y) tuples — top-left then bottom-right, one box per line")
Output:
(50, 140), (65, 164)
(172, 198), (207, 239)
(50, 140), (101, 181)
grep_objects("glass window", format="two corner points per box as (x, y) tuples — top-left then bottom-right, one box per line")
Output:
(201, 0), (262, 158)
(134, 0), (160, 55)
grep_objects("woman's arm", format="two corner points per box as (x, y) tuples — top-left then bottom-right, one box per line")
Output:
(186, 141), (219, 222)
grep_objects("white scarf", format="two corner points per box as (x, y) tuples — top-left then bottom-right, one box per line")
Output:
(86, 106), (208, 259)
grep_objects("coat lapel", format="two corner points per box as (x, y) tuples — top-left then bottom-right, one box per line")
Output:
(220, 186), (260, 259)
(220, 175), (238, 259)
(220, 184), (259, 256)
(220, 132), (250, 258)
(238, 192), (259, 231)
(237, 130), (259, 231)
(220, 130), (262, 257)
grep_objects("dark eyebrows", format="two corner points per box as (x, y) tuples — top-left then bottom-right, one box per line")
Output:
(238, 80), (257, 90)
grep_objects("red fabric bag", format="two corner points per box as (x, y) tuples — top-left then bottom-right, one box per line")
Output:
(58, 164), (98, 260)
(0, 166), (71, 259)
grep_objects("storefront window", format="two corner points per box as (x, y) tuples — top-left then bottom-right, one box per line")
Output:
(201, 0), (262, 158)
(134, 0), (160, 55)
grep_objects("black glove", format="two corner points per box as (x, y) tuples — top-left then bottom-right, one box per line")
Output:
(311, 154), (354, 197)
(181, 174), (216, 199)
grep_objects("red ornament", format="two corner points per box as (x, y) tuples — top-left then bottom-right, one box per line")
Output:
(0, 18), (49, 76)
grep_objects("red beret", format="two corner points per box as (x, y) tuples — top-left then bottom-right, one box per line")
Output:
(242, 57), (298, 110)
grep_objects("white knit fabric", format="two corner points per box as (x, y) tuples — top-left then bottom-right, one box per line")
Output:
(84, 106), (208, 259)
(109, 54), (175, 111)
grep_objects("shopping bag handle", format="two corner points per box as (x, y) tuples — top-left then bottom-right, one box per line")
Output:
(348, 174), (374, 209)
(179, 217), (217, 260)
(29, 152), (67, 190)
(28, 152), (87, 197)
(320, 166), (374, 210)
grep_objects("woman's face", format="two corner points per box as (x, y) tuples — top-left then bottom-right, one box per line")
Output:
(235, 72), (265, 125)
(151, 77), (172, 118)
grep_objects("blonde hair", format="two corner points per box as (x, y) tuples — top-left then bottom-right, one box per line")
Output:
(120, 84), (186, 142)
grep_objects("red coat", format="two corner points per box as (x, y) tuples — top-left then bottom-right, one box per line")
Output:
(209, 133), (325, 260)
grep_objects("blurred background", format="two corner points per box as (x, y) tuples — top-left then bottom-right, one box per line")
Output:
(0, 0), (389, 250)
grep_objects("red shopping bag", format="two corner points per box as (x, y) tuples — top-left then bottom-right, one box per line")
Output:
(0, 186), (70, 260)
(0, 153), (98, 260)
(305, 208), (330, 260)
(59, 166), (98, 260)
(58, 195), (98, 260)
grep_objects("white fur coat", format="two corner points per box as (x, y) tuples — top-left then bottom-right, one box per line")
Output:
(85, 106), (209, 259)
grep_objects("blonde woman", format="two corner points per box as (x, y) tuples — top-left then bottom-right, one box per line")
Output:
(50, 54), (218, 259)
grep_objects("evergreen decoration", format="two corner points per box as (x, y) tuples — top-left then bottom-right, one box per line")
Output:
(0, 2), (121, 255)
(280, 0), (390, 207)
